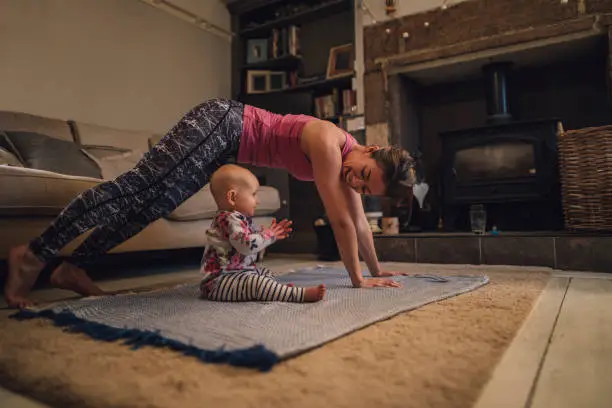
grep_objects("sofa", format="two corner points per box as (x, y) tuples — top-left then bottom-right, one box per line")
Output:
(0, 110), (281, 260)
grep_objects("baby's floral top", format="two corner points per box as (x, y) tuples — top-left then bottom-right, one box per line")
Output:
(200, 211), (275, 290)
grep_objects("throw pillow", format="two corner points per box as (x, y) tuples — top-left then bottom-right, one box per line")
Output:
(0, 130), (102, 178)
(0, 147), (23, 167)
(81, 145), (144, 180)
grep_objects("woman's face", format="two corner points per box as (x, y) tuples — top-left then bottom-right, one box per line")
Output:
(342, 148), (386, 195)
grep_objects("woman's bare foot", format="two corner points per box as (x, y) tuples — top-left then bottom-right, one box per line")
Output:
(4, 245), (45, 309)
(303, 284), (326, 302)
(49, 262), (106, 297)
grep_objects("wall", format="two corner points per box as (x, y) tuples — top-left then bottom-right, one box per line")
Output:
(0, 0), (231, 133)
(362, 0), (468, 26)
(168, 0), (231, 31)
(357, 0), (469, 143)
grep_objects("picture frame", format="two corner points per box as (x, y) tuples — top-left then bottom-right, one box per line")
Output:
(246, 38), (268, 64)
(326, 43), (354, 79)
(268, 71), (287, 91)
(246, 70), (287, 94)
(246, 70), (271, 94)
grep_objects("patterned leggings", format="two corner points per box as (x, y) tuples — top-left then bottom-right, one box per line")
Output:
(29, 99), (244, 268)
(204, 268), (305, 303)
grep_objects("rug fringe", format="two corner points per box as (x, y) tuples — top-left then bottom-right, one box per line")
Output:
(11, 309), (279, 371)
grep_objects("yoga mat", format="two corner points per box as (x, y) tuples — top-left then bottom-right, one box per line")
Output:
(14, 267), (488, 371)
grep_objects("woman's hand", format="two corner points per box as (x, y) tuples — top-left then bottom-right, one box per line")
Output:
(374, 271), (410, 277)
(268, 219), (293, 240)
(355, 277), (402, 288)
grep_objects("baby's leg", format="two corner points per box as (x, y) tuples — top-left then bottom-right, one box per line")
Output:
(253, 268), (325, 302)
(207, 271), (325, 303)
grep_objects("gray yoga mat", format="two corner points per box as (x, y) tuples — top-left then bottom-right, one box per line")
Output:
(17, 267), (488, 370)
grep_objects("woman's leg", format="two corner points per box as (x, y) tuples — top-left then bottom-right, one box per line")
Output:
(65, 161), (218, 270)
(5, 98), (244, 308)
(5, 167), (162, 308)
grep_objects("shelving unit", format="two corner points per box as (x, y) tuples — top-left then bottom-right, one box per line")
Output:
(227, 0), (356, 112)
(242, 54), (302, 70)
(282, 73), (353, 94)
(225, 0), (359, 253)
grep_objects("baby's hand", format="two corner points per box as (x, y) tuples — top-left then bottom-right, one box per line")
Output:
(268, 218), (293, 240)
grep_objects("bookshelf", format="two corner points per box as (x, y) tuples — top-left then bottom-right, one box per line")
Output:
(242, 54), (302, 70)
(226, 0), (360, 253)
(227, 0), (357, 123)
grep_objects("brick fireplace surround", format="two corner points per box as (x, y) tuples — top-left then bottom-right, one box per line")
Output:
(363, 0), (612, 272)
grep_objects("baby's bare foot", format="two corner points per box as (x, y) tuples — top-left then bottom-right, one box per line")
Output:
(303, 284), (326, 302)
(50, 262), (105, 297)
(4, 245), (45, 309)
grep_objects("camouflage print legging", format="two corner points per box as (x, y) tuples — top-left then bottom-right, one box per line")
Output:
(29, 99), (244, 268)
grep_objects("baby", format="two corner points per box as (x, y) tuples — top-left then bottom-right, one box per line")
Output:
(200, 164), (326, 303)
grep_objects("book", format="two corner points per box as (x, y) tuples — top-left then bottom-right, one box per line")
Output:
(266, 25), (300, 59)
(288, 25), (300, 56)
(342, 89), (356, 115)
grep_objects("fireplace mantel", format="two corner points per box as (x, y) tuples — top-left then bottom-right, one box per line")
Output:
(376, 16), (604, 79)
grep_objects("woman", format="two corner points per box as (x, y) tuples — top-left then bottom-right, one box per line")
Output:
(4, 98), (420, 308)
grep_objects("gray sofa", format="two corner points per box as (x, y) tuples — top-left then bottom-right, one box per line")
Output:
(0, 110), (281, 260)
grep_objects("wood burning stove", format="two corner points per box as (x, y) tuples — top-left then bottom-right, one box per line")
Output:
(440, 62), (564, 231)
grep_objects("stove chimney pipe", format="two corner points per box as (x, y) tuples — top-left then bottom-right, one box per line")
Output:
(482, 62), (513, 124)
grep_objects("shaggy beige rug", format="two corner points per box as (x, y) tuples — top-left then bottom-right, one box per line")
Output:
(0, 264), (548, 408)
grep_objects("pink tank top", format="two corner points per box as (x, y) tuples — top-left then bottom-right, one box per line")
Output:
(237, 105), (356, 181)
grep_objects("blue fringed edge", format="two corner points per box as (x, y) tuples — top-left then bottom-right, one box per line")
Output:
(10, 309), (279, 371)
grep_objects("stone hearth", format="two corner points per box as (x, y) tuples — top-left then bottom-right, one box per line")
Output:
(373, 233), (612, 273)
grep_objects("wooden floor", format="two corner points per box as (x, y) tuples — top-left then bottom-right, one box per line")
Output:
(1, 255), (611, 408)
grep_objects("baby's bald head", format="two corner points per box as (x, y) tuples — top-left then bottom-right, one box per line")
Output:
(210, 164), (259, 213)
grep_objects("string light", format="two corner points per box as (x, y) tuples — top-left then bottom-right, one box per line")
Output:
(382, 0), (575, 46)
(360, 0), (380, 24)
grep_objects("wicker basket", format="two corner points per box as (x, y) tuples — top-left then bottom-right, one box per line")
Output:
(558, 124), (612, 231)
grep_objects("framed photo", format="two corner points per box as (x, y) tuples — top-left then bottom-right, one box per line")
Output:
(246, 70), (270, 94)
(246, 39), (268, 64)
(269, 71), (287, 91)
(246, 70), (287, 94)
(326, 43), (354, 79)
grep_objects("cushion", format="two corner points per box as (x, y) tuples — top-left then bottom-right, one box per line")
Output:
(0, 162), (281, 220)
(148, 134), (164, 149)
(0, 147), (23, 167)
(73, 121), (153, 152)
(166, 185), (281, 221)
(81, 146), (142, 180)
(0, 131), (102, 179)
(0, 166), (102, 216)
(0, 111), (74, 141)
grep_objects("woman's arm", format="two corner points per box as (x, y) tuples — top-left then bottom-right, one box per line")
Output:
(309, 126), (400, 288)
(341, 185), (382, 276)
(311, 140), (362, 286)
